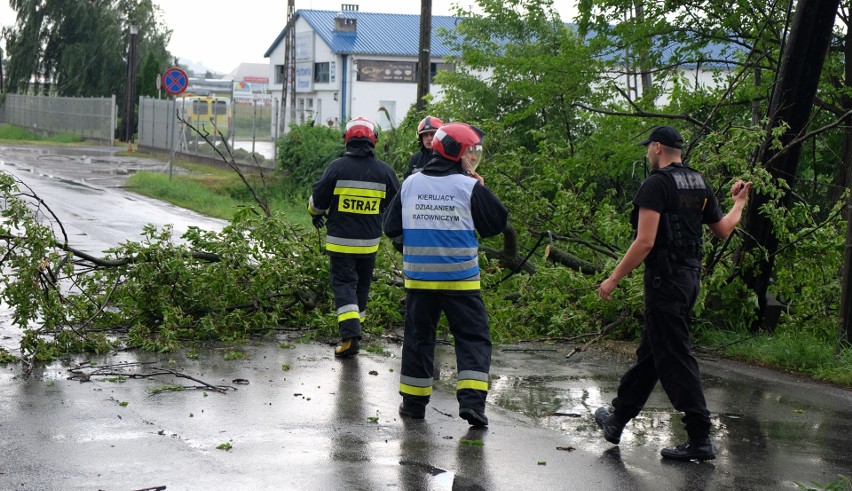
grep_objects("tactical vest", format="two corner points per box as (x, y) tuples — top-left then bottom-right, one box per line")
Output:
(642, 163), (709, 270)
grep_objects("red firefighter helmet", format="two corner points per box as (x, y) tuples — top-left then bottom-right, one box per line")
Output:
(431, 123), (484, 162)
(344, 117), (379, 145)
(417, 116), (444, 136)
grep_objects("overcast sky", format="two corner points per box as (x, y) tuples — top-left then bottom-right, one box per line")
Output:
(0, 1), (577, 74)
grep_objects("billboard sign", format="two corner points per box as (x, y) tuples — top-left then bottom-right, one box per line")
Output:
(357, 60), (415, 83)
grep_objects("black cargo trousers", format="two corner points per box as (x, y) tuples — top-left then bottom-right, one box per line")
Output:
(611, 265), (712, 439)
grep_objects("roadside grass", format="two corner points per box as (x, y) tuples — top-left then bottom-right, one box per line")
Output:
(0, 123), (85, 143)
(697, 328), (852, 387)
(125, 162), (312, 228)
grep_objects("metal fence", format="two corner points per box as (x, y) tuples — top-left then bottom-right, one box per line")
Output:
(0, 94), (116, 145)
(137, 97), (179, 154)
(138, 96), (274, 168)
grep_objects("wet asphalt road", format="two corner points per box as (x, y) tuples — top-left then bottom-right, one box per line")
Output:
(0, 143), (850, 490)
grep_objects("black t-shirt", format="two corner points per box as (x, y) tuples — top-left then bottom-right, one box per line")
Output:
(631, 165), (723, 255)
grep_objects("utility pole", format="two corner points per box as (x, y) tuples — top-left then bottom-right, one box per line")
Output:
(123, 25), (139, 148)
(0, 48), (5, 94)
(739, 0), (840, 331)
(416, 0), (432, 111)
(281, 0), (296, 135)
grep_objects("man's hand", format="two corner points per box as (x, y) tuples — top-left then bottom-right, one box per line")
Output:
(598, 277), (619, 301)
(312, 214), (326, 229)
(730, 180), (752, 201)
(468, 171), (484, 185)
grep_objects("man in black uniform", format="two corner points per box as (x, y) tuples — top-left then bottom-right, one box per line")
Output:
(308, 117), (401, 357)
(595, 126), (751, 460)
(404, 115), (443, 179)
(384, 122), (508, 427)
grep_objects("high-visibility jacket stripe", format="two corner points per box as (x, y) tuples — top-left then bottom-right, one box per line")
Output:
(404, 246), (479, 256)
(327, 236), (382, 247)
(336, 180), (387, 192)
(307, 196), (326, 215)
(335, 187), (387, 198)
(327, 243), (380, 254)
(326, 235), (381, 254)
(404, 258), (479, 273)
(400, 383), (433, 396)
(404, 279), (480, 290)
(457, 379), (489, 392)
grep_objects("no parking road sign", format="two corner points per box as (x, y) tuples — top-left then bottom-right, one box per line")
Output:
(162, 67), (188, 95)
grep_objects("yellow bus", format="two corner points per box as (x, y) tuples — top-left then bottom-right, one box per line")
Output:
(177, 96), (232, 140)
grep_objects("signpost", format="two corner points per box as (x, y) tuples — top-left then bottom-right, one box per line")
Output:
(162, 67), (188, 179)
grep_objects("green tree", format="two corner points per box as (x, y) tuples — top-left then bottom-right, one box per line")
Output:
(2, 0), (172, 112)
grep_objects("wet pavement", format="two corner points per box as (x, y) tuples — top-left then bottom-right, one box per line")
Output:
(0, 341), (850, 490)
(0, 144), (226, 255)
(0, 143), (850, 490)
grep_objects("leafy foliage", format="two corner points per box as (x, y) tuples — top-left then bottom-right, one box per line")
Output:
(276, 124), (344, 190)
(0, 0), (850, 386)
(3, 0), (173, 140)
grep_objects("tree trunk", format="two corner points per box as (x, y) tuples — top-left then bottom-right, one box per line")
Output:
(740, 0), (840, 331)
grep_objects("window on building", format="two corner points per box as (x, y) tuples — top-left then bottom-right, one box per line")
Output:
(275, 64), (285, 84)
(314, 62), (330, 83)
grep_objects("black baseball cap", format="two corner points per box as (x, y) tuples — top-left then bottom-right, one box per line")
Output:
(638, 126), (683, 149)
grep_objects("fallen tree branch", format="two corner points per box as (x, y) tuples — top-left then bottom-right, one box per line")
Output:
(68, 362), (235, 394)
(564, 313), (628, 361)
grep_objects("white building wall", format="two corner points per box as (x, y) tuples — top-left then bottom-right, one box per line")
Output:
(268, 15), (450, 134)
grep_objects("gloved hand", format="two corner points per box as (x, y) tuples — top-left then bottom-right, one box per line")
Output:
(312, 214), (326, 229)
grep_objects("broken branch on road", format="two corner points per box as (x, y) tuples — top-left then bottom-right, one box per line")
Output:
(67, 361), (235, 393)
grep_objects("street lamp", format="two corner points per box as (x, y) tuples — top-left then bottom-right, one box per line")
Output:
(124, 25), (139, 149)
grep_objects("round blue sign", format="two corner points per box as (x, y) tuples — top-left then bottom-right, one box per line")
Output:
(162, 67), (189, 95)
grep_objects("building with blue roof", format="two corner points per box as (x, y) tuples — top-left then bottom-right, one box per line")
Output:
(263, 6), (737, 135)
(264, 7), (462, 133)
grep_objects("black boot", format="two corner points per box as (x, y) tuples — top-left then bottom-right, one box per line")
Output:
(334, 337), (359, 358)
(661, 437), (716, 461)
(595, 407), (626, 445)
(459, 407), (488, 427)
(398, 402), (425, 419)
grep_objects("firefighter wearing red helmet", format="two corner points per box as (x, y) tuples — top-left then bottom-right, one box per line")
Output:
(383, 122), (508, 426)
(405, 115), (444, 179)
(307, 117), (400, 357)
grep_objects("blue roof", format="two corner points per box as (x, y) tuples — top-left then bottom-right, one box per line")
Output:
(264, 10), (462, 58)
(263, 9), (737, 71)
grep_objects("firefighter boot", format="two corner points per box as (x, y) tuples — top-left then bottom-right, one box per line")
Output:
(398, 401), (426, 420)
(334, 337), (359, 358)
(459, 407), (489, 427)
(595, 406), (626, 444)
(661, 437), (716, 461)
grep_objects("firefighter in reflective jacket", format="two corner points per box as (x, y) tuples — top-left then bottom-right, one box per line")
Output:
(404, 115), (443, 179)
(308, 117), (401, 357)
(383, 122), (508, 426)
